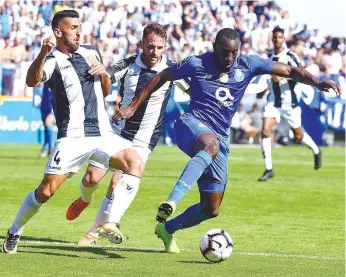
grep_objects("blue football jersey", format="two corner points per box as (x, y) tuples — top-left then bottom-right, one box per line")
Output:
(169, 52), (275, 138)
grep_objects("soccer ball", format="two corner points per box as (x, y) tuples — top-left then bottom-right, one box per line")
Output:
(199, 229), (233, 262)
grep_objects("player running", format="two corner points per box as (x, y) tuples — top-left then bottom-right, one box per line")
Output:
(2, 10), (143, 255)
(65, 23), (189, 246)
(114, 28), (341, 253)
(258, 27), (322, 181)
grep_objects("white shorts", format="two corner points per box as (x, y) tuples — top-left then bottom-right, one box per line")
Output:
(45, 134), (131, 175)
(263, 103), (302, 129)
(89, 139), (152, 171)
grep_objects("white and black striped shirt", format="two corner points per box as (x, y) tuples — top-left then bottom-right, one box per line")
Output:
(108, 54), (188, 150)
(42, 45), (113, 139)
(267, 49), (302, 109)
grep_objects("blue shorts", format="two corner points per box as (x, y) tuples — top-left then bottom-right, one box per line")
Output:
(174, 113), (229, 193)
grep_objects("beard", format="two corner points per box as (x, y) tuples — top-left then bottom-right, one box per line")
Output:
(62, 36), (79, 53)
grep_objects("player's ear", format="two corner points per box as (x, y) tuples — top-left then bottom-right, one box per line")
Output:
(53, 28), (62, 38)
(212, 42), (215, 51)
(139, 40), (143, 50)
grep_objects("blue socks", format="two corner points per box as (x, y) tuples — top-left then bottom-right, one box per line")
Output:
(167, 150), (212, 206)
(44, 126), (53, 150)
(165, 203), (208, 234)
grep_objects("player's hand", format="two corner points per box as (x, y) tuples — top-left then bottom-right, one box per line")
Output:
(317, 80), (342, 96)
(113, 106), (136, 122)
(41, 37), (56, 55)
(88, 62), (109, 77)
(271, 75), (281, 83)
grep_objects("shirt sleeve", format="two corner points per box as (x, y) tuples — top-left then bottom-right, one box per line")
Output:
(106, 59), (130, 84)
(169, 56), (199, 80)
(41, 57), (56, 82)
(248, 55), (275, 76)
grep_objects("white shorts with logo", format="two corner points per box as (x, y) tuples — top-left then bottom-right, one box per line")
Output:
(263, 103), (302, 129)
(89, 139), (152, 171)
(45, 134), (131, 175)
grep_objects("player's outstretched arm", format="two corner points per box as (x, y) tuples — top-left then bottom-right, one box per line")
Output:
(26, 37), (55, 87)
(272, 62), (342, 95)
(113, 68), (175, 121)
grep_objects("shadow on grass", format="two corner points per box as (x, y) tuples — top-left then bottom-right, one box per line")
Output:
(0, 236), (71, 244)
(20, 245), (124, 259)
(179, 260), (216, 264)
(115, 247), (164, 254)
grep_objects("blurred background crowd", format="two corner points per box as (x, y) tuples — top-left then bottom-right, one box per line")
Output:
(0, 0), (345, 145)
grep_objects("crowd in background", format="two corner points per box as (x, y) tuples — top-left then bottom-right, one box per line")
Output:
(0, 0), (345, 144)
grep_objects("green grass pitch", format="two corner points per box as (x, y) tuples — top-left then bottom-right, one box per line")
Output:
(0, 144), (344, 276)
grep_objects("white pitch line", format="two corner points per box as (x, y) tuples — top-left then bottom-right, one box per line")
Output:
(19, 240), (344, 261)
(228, 156), (344, 167)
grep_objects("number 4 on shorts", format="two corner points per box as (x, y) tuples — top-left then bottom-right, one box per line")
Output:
(53, 151), (61, 165)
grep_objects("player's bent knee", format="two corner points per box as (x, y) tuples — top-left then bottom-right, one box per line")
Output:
(261, 129), (271, 138)
(201, 206), (220, 218)
(295, 133), (303, 142)
(84, 171), (99, 187)
(202, 140), (219, 159)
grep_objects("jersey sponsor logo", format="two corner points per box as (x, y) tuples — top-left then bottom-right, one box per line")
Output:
(234, 69), (244, 82)
(205, 74), (213, 80)
(177, 58), (187, 69)
(219, 73), (229, 83)
(215, 87), (234, 107)
(60, 65), (72, 71)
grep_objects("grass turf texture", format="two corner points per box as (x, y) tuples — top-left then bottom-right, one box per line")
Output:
(0, 144), (344, 277)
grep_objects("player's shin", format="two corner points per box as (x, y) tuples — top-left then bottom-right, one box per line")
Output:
(165, 203), (208, 234)
(9, 190), (43, 235)
(88, 195), (113, 235)
(261, 137), (273, 170)
(301, 133), (320, 155)
(167, 151), (212, 206)
(80, 178), (99, 203)
(106, 174), (140, 224)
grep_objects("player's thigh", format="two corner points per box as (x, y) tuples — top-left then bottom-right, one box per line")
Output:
(45, 137), (95, 176)
(93, 134), (140, 172)
(263, 103), (280, 129)
(282, 107), (302, 129)
(197, 138), (229, 195)
(174, 113), (215, 157)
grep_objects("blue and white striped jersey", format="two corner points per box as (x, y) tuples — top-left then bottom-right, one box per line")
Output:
(42, 45), (113, 139)
(107, 54), (188, 151)
(267, 49), (302, 109)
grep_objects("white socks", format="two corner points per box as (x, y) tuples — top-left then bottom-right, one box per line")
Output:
(9, 190), (43, 236)
(261, 137), (273, 170)
(302, 133), (320, 154)
(88, 195), (113, 236)
(80, 179), (99, 203)
(106, 174), (140, 223)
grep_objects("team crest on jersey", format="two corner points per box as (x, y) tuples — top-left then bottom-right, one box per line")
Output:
(177, 58), (187, 69)
(234, 69), (244, 82)
(219, 73), (229, 83)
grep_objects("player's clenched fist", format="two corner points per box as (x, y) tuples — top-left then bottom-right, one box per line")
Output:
(41, 37), (56, 55)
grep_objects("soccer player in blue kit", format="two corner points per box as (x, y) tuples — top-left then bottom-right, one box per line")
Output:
(114, 28), (341, 253)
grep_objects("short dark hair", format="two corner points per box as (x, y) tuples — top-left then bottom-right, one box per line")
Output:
(272, 26), (284, 34)
(215, 28), (240, 43)
(143, 23), (167, 41)
(52, 9), (79, 29)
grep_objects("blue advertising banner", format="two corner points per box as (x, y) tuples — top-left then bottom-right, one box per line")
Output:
(0, 97), (57, 143)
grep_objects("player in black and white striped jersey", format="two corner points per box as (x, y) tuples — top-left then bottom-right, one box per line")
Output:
(66, 23), (190, 246)
(259, 27), (322, 181)
(2, 10), (143, 254)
